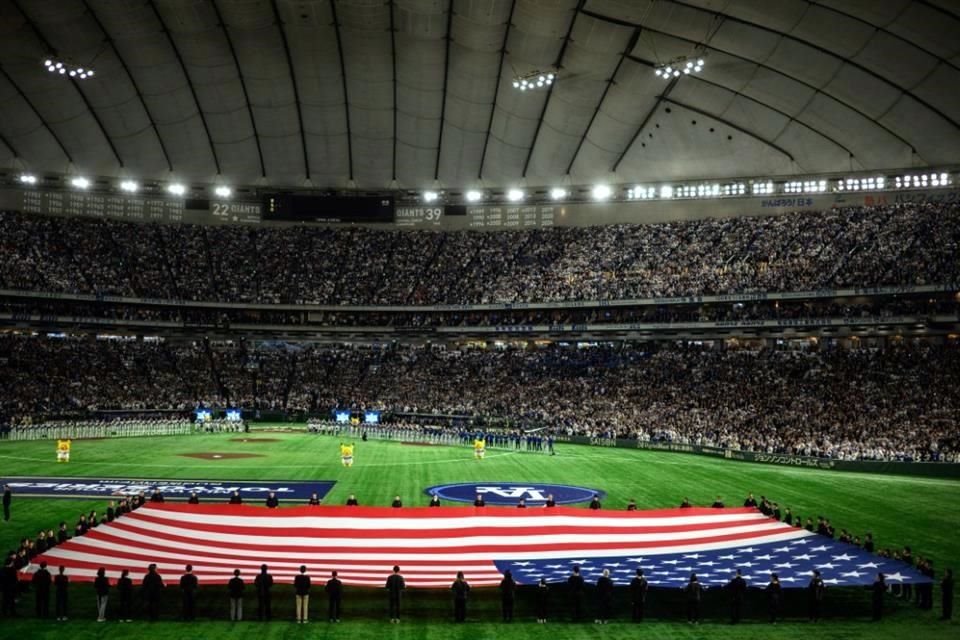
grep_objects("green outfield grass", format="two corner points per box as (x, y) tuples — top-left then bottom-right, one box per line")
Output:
(0, 430), (958, 639)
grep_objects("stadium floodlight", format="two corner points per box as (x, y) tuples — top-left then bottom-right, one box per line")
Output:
(512, 69), (556, 92)
(119, 180), (139, 193)
(214, 185), (232, 198)
(660, 184), (674, 199)
(506, 188), (524, 202)
(591, 184), (612, 201)
(423, 190), (439, 203)
(43, 58), (95, 79)
(655, 54), (705, 79)
(18, 174), (38, 185)
(549, 187), (568, 200)
(70, 176), (90, 189)
(465, 190), (482, 202)
(167, 183), (186, 196)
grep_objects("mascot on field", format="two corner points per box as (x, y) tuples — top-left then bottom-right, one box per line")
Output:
(56, 439), (71, 463)
(340, 442), (355, 467)
(473, 437), (486, 460)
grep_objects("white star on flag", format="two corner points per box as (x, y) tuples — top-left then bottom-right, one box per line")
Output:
(832, 554), (854, 561)
(841, 571), (865, 578)
(816, 563), (836, 570)
(683, 554), (702, 559)
(810, 545), (830, 552)
(885, 572), (906, 582)
(792, 554), (813, 561)
(857, 562), (879, 569)
(754, 555), (773, 561)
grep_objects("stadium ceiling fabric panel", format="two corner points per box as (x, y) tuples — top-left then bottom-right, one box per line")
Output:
(0, 0), (958, 187)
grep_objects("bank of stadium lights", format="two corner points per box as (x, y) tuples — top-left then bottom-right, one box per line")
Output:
(214, 185), (232, 198)
(70, 176), (90, 189)
(752, 181), (774, 195)
(43, 59), (94, 79)
(894, 173), (950, 188)
(591, 184), (613, 201)
(784, 180), (827, 194)
(506, 188), (525, 202)
(836, 177), (885, 192)
(18, 174), (38, 185)
(465, 190), (483, 202)
(627, 186), (656, 199)
(119, 180), (139, 193)
(660, 185), (674, 199)
(549, 187), (568, 200)
(167, 183), (186, 196)
(512, 70), (555, 92)
(654, 56), (704, 80)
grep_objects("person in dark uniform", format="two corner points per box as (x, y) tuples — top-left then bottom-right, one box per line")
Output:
(141, 563), (165, 621)
(386, 565), (405, 623)
(180, 565), (198, 621)
(429, 494), (441, 507)
(308, 492), (321, 506)
(871, 572), (885, 620)
(679, 497), (692, 508)
(265, 492), (279, 508)
(685, 573), (703, 623)
(106, 501), (116, 522)
(544, 494), (556, 508)
(94, 567), (110, 622)
(57, 522), (69, 544)
(517, 498), (527, 509)
(808, 569), (826, 621)
(727, 569), (747, 623)
(54, 565), (69, 621)
(254, 564), (273, 620)
(863, 532), (875, 553)
(325, 570), (342, 622)
(473, 494), (486, 507)
(766, 573), (782, 623)
(228, 490), (243, 505)
(626, 499), (638, 511)
(743, 493), (757, 508)
(711, 496), (725, 508)
(32, 561), (51, 618)
(391, 495), (402, 508)
(228, 569), (244, 621)
(783, 507), (793, 526)
(293, 566), (311, 624)
(187, 492), (200, 505)
(901, 546), (914, 602)
(568, 565), (585, 621)
(630, 568), (648, 621)
(499, 569), (516, 622)
(772, 503), (782, 521)
(536, 578), (549, 623)
(2, 484), (11, 521)
(589, 495), (602, 510)
(345, 494), (359, 506)
(942, 568), (954, 620)
(117, 569), (133, 623)
(451, 571), (470, 622)
(149, 488), (164, 503)
(595, 568), (614, 624)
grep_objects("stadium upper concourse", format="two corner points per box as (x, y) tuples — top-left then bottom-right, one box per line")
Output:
(0, 1), (959, 638)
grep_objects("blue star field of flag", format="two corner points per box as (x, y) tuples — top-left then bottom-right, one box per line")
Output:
(494, 534), (932, 588)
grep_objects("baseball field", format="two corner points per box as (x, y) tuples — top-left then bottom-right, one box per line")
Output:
(0, 428), (957, 640)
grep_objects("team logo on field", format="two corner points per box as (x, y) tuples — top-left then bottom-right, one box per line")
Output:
(425, 482), (604, 505)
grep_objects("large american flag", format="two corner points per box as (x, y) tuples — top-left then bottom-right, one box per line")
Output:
(24, 504), (930, 588)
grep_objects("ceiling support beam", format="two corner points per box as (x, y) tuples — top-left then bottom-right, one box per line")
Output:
(433, 0), (454, 181)
(477, 0), (517, 180)
(211, 0), (266, 178)
(389, 0), (398, 182)
(270, 0), (310, 180)
(148, 0), (221, 175)
(612, 76), (678, 172)
(329, 0), (354, 182)
(0, 66), (72, 164)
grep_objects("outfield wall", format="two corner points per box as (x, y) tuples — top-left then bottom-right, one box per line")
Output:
(558, 436), (960, 479)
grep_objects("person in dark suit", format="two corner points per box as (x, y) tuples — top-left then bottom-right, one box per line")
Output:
(391, 495), (402, 508)
(187, 492), (200, 505)
(2, 484), (11, 521)
(589, 495), (602, 510)
(254, 564), (273, 620)
(265, 492), (279, 508)
(711, 496), (725, 508)
(293, 565), (311, 623)
(942, 568), (954, 620)
(228, 569), (244, 621)
(429, 494), (441, 507)
(473, 494), (486, 507)
(451, 571), (470, 622)
(568, 565), (585, 621)
(325, 570), (342, 622)
(106, 501), (117, 521)
(684, 573), (703, 624)
(308, 492), (321, 506)
(743, 493), (757, 508)
(595, 569), (614, 624)
(626, 498), (638, 511)
(141, 564), (164, 621)
(54, 565), (69, 621)
(499, 569), (516, 622)
(871, 573), (886, 620)
(679, 497), (692, 508)
(179, 565), (198, 621)
(386, 565), (405, 623)
(32, 561), (51, 618)
(727, 569), (747, 623)
(808, 570), (826, 621)
(766, 573), (782, 623)
(117, 569), (133, 623)
(536, 578), (549, 623)
(630, 568), (648, 621)
(149, 489), (164, 503)
(94, 567), (110, 622)
(345, 494), (359, 506)
(517, 498), (527, 509)
(544, 494), (556, 508)
(228, 490), (243, 505)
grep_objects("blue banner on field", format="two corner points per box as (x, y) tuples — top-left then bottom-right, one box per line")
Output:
(0, 476), (335, 501)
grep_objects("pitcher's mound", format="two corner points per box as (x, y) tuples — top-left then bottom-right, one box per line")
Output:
(179, 452), (265, 460)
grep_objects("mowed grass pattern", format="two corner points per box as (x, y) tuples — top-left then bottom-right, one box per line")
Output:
(0, 431), (957, 640)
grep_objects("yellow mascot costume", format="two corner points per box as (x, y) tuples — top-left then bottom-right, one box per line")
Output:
(473, 438), (486, 460)
(340, 442), (355, 467)
(56, 439), (71, 463)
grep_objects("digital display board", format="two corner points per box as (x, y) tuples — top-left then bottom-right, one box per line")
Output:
(194, 408), (212, 422)
(334, 410), (351, 424)
(264, 194), (394, 223)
